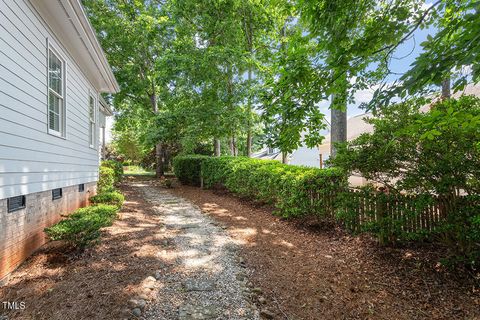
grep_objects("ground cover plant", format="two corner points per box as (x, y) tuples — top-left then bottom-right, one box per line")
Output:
(44, 161), (125, 249)
(44, 205), (119, 249)
(89, 191), (125, 209)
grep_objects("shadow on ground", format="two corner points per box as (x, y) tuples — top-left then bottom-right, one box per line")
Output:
(170, 181), (480, 320)
(0, 178), (171, 320)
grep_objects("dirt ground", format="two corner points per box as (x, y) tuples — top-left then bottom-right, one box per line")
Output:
(1, 176), (479, 320)
(170, 183), (480, 320)
(0, 176), (169, 320)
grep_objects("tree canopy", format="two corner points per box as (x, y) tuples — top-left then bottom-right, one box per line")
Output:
(82, 0), (480, 171)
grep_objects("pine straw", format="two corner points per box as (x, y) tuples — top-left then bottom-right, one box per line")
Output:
(170, 182), (480, 320)
(0, 176), (169, 320)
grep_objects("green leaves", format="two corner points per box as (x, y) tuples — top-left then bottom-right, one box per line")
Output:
(44, 204), (119, 249)
(85, 0), (480, 168)
(195, 156), (346, 217)
(374, 1), (480, 106)
(332, 96), (480, 196)
(260, 0), (423, 154)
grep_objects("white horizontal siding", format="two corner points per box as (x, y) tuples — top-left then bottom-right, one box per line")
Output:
(0, 171), (98, 188)
(0, 159), (98, 174)
(0, 0), (102, 199)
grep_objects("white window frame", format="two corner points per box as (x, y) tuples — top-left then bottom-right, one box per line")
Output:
(89, 93), (97, 149)
(47, 42), (66, 138)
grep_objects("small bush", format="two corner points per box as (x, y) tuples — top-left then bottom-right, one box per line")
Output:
(98, 166), (115, 193)
(90, 191), (125, 208)
(200, 156), (347, 218)
(45, 204), (118, 249)
(173, 155), (209, 186)
(101, 160), (124, 183)
(431, 195), (480, 267)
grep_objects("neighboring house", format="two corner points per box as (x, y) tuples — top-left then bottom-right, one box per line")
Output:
(256, 84), (480, 187)
(251, 147), (282, 161)
(253, 114), (374, 169)
(0, 0), (118, 282)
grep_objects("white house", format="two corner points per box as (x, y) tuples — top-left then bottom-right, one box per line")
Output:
(255, 84), (480, 187)
(0, 0), (118, 282)
(253, 114), (374, 169)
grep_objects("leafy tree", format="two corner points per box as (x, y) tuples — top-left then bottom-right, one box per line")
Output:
(261, 0), (426, 157)
(111, 104), (152, 165)
(83, 0), (176, 176)
(331, 96), (480, 196)
(167, 0), (268, 156)
(373, 0), (480, 105)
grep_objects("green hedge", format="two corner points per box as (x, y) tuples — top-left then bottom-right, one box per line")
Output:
(45, 204), (118, 248)
(174, 155), (480, 266)
(98, 166), (115, 193)
(173, 155), (209, 186)
(101, 160), (123, 183)
(199, 156), (347, 218)
(90, 191), (125, 209)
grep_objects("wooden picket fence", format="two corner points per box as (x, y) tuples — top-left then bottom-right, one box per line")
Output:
(309, 188), (478, 243)
(343, 190), (456, 232)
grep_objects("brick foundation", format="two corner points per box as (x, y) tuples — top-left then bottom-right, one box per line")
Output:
(0, 182), (97, 282)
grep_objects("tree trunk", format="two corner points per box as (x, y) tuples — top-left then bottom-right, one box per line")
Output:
(151, 93), (158, 113)
(246, 132), (252, 157)
(151, 92), (164, 178)
(279, 22), (288, 164)
(246, 68), (253, 157)
(441, 77), (451, 99)
(330, 91), (347, 159)
(155, 142), (164, 178)
(214, 138), (221, 156)
(233, 137), (237, 156)
(229, 136), (238, 156)
(245, 9), (254, 158)
(163, 148), (170, 173)
(229, 138), (234, 156)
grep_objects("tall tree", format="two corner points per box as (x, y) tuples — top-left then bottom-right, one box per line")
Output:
(170, 0), (263, 157)
(260, 0), (425, 159)
(297, 0), (424, 157)
(83, 0), (176, 176)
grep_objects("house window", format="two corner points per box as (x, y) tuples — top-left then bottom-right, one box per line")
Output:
(78, 184), (85, 192)
(52, 188), (63, 200)
(89, 95), (96, 148)
(48, 48), (65, 136)
(7, 195), (26, 213)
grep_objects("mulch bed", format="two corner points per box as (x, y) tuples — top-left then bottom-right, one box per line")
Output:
(2, 176), (479, 320)
(0, 176), (168, 320)
(170, 182), (480, 320)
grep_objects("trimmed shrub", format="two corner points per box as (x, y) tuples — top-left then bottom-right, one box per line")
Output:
(173, 155), (209, 186)
(337, 188), (480, 265)
(90, 191), (125, 209)
(45, 204), (118, 248)
(101, 160), (124, 183)
(201, 156), (347, 218)
(98, 166), (115, 193)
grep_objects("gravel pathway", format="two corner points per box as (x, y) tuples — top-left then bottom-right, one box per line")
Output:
(135, 180), (259, 320)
